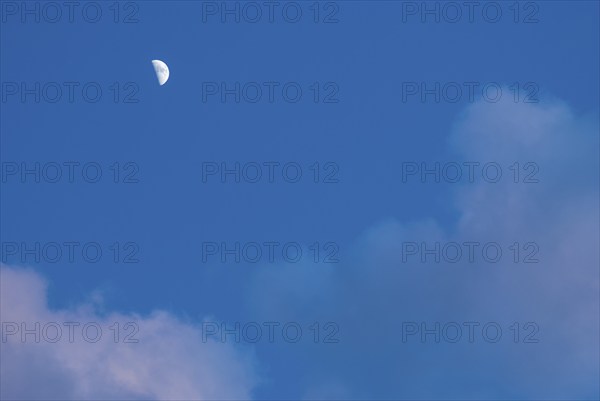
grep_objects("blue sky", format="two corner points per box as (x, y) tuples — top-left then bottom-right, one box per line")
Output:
(1, 1), (599, 400)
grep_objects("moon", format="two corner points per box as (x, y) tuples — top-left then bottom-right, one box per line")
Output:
(151, 59), (169, 86)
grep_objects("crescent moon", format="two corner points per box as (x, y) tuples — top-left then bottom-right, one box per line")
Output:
(151, 59), (170, 86)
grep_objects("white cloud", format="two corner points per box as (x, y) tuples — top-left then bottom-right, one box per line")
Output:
(243, 89), (600, 399)
(0, 265), (258, 400)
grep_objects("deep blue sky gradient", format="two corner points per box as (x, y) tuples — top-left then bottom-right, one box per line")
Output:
(1, 1), (599, 399)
